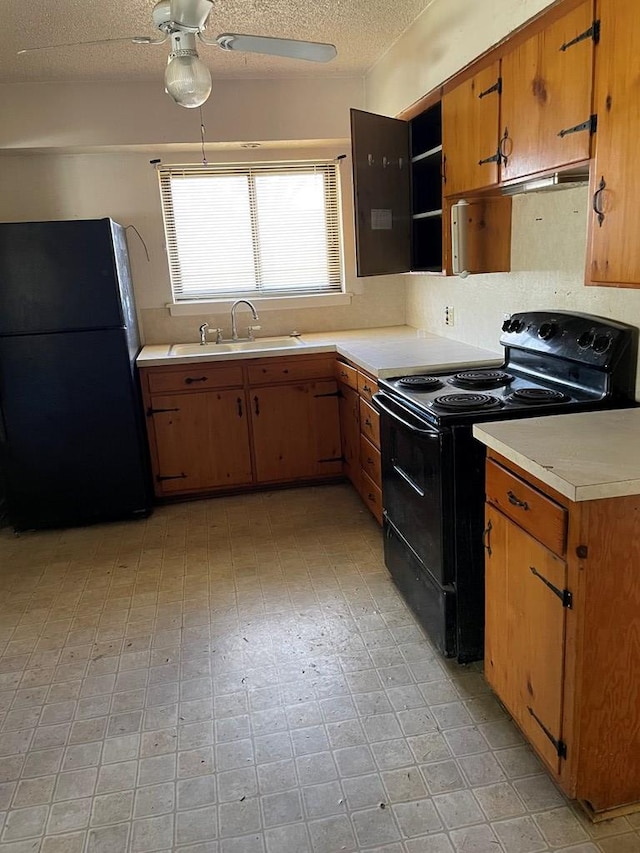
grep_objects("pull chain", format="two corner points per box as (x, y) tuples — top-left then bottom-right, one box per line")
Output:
(199, 106), (208, 165)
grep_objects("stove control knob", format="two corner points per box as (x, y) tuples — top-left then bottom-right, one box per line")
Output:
(577, 330), (595, 349)
(509, 318), (524, 333)
(502, 318), (512, 331)
(538, 322), (557, 341)
(593, 333), (612, 354)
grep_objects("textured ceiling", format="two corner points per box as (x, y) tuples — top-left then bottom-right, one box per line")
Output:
(3, 0), (432, 85)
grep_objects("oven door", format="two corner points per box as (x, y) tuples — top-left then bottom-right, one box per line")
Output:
(374, 391), (454, 586)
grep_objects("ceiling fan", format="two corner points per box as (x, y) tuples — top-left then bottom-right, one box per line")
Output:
(18, 0), (338, 109)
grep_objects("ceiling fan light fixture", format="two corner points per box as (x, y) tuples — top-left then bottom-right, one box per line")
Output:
(164, 47), (212, 108)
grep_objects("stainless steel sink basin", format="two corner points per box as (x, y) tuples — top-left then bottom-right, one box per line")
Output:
(169, 337), (306, 356)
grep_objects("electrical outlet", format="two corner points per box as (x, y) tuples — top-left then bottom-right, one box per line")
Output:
(445, 306), (455, 326)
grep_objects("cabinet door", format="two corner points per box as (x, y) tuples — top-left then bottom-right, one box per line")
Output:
(149, 391), (252, 495)
(338, 383), (360, 488)
(485, 505), (567, 775)
(251, 381), (342, 483)
(350, 109), (411, 276)
(587, 0), (640, 286)
(500, 1), (595, 182)
(442, 61), (501, 196)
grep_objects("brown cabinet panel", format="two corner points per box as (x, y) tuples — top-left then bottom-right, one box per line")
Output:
(360, 469), (383, 524)
(359, 398), (380, 450)
(500, 1), (594, 182)
(144, 364), (243, 395)
(334, 360), (358, 390)
(357, 372), (379, 402)
(338, 383), (360, 487)
(149, 390), (252, 495)
(350, 109), (411, 276)
(485, 505), (567, 776)
(247, 355), (334, 385)
(587, 0), (640, 287)
(360, 434), (381, 487)
(251, 381), (341, 483)
(442, 61), (501, 196)
(486, 459), (567, 555)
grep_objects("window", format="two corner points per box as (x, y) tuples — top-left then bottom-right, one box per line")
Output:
(159, 161), (343, 303)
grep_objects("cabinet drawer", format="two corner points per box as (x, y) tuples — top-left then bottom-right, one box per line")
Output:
(360, 469), (383, 525)
(248, 356), (334, 385)
(145, 365), (244, 394)
(360, 434), (381, 487)
(359, 399), (380, 449)
(486, 460), (567, 556)
(334, 360), (358, 389)
(357, 372), (379, 402)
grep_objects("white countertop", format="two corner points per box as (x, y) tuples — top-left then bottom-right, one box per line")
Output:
(137, 326), (502, 377)
(474, 408), (640, 502)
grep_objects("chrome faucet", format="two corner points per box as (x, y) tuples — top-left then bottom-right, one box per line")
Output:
(199, 322), (209, 345)
(230, 299), (259, 341)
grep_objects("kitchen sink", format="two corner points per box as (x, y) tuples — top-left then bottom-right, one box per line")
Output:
(169, 337), (307, 356)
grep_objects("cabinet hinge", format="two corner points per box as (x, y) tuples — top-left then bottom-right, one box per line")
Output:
(527, 706), (567, 759)
(559, 19), (600, 51)
(558, 114), (597, 138)
(147, 406), (180, 416)
(530, 566), (573, 608)
(156, 473), (187, 482)
(313, 391), (342, 398)
(478, 77), (502, 99)
(478, 150), (501, 166)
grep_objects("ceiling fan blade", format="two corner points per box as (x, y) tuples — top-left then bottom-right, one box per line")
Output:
(211, 33), (337, 62)
(17, 35), (167, 55)
(169, 0), (213, 31)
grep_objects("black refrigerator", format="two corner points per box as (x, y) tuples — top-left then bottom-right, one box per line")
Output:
(0, 218), (153, 530)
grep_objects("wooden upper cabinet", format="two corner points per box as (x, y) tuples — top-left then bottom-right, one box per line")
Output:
(587, 0), (640, 287)
(442, 61), (502, 196)
(350, 109), (411, 276)
(500, 0), (596, 183)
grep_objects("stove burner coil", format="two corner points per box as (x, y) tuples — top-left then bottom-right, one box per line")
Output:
(397, 375), (444, 390)
(510, 387), (569, 404)
(450, 370), (514, 390)
(432, 393), (502, 411)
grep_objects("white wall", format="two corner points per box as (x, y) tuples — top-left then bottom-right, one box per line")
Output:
(365, 0), (640, 398)
(0, 78), (364, 149)
(0, 76), (407, 341)
(366, 0), (559, 117)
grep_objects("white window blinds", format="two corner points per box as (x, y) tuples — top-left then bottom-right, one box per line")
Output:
(158, 161), (343, 302)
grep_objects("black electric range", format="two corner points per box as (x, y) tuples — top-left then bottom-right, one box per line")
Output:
(373, 311), (638, 662)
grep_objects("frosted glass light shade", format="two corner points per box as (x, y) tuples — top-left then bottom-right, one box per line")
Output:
(164, 52), (212, 108)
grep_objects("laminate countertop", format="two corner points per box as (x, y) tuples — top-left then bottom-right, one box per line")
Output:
(474, 407), (640, 502)
(137, 326), (502, 377)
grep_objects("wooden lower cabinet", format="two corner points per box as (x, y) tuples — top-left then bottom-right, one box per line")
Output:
(485, 504), (567, 775)
(140, 355), (341, 498)
(337, 382), (361, 491)
(251, 381), (342, 483)
(484, 451), (640, 820)
(149, 390), (252, 495)
(336, 359), (382, 524)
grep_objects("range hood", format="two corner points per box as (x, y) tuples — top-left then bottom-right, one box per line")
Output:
(501, 168), (590, 195)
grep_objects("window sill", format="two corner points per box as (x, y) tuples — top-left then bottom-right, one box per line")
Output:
(167, 293), (353, 316)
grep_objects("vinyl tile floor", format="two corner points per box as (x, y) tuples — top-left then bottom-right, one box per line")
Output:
(0, 484), (638, 853)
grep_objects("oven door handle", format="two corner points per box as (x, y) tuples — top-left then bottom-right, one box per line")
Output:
(372, 392), (440, 437)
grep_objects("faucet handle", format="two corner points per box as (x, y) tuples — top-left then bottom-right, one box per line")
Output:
(247, 325), (261, 341)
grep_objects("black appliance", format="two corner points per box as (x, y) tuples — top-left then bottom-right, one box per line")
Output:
(374, 311), (638, 663)
(0, 218), (153, 531)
